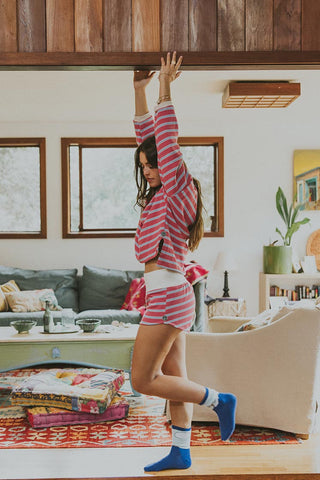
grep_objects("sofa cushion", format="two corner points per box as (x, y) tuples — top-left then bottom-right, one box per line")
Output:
(6, 289), (61, 313)
(75, 309), (141, 325)
(0, 310), (66, 327)
(79, 266), (143, 312)
(0, 280), (20, 312)
(0, 266), (78, 311)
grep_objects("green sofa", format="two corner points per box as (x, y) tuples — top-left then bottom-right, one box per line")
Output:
(0, 265), (206, 332)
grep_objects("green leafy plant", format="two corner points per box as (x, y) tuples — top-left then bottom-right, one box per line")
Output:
(273, 186), (310, 246)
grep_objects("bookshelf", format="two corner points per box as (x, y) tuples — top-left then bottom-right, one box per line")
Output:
(259, 272), (320, 312)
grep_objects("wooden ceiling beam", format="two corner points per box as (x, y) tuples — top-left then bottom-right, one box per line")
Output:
(0, 51), (320, 70)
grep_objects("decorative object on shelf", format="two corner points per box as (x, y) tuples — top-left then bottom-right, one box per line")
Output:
(214, 252), (238, 297)
(292, 249), (303, 273)
(306, 229), (320, 270)
(263, 187), (310, 274)
(301, 255), (318, 274)
(293, 150), (320, 211)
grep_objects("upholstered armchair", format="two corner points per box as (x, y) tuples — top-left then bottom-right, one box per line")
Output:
(185, 307), (320, 437)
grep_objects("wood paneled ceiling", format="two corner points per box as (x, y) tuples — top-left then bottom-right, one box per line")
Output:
(0, 0), (320, 69)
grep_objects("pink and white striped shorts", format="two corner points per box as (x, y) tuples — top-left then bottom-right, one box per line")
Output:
(141, 282), (195, 332)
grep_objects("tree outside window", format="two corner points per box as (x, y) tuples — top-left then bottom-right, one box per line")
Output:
(0, 138), (46, 239)
(62, 137), (224, 238)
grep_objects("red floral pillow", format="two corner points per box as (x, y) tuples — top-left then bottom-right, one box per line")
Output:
(121, 277), (146, 315)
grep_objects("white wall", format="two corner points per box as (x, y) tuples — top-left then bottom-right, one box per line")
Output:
(0, 69), (319, 315)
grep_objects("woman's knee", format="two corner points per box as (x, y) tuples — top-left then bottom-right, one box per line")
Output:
(131, 368), (159, 395)
(131, 370), (145, 394)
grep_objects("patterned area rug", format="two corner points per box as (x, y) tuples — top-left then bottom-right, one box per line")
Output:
(0, 368), (300, 449)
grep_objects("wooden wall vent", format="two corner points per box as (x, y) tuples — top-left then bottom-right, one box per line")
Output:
(222, 82), (301, 108)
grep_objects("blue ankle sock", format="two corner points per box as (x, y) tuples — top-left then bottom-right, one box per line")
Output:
(144, 426), (192, 472)
(213, 392), (237, 441)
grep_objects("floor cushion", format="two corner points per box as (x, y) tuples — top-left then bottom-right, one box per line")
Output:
(11, 368), (125, 414)
(26, 395), (129, 428)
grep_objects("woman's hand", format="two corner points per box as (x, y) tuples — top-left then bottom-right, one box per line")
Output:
(134, 70), (155, 90)
(159, 51), (183, 83)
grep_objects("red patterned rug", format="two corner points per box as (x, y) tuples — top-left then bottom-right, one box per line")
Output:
(0, 368), (300, 449)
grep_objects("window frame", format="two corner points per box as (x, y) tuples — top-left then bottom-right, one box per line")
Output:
(61, 137), (224, 238)
(0, 138), (47, 239)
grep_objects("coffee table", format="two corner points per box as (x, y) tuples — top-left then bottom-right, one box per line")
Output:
(0, 325), (139, 374)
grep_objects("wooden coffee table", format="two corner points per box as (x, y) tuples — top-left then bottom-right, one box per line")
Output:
(0, 324), (139, 374)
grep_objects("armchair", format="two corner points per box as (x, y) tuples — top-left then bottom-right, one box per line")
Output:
(186, 307), (320, 436)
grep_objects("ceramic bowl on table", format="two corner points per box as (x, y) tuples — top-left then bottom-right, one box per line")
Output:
(76, 319), (101, 333)
(10, 320), (37, 334)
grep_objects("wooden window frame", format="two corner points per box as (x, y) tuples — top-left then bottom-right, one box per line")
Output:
(61, 136), (224, 238)
(0, 138), (47, 239)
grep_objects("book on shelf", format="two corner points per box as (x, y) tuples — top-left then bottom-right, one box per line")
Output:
(270, 284), (320, 301)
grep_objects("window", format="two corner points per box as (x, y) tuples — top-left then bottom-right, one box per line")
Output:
(61, 137), (224, 238)
(0, 138), (46, 239)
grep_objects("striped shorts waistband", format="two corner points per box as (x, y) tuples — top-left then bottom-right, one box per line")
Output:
(144, 268), (187, 293)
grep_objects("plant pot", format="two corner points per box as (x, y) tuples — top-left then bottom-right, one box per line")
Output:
(263, 246), (293, 274)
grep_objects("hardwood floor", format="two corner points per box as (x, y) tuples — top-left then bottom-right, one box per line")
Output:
(1, 434), (320, 480)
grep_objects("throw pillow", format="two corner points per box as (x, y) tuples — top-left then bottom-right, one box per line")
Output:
(0, 280), (20, 312)
(236, 307), (291, 332)
(121, 277), (146, 316)
(5, 288), (60, 313)
(0, 266), (79, 311)
(185, 262), (209, 285)
(79, 265), (143, 311)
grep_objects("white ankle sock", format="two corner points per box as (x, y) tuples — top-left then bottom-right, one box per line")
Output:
(172, 426), (191, 449)
(200, 387), (219, 408)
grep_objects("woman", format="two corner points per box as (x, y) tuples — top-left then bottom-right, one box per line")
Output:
(131, 52), (236, 472)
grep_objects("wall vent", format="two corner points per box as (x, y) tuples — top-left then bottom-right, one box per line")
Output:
(222, 81), (301, 108)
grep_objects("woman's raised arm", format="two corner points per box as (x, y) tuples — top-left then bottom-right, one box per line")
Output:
(134, 70), (155, 117)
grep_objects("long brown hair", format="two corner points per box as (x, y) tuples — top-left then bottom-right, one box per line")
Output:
(134, 135), (204, 250)
(134, 136), (160, 208)
(188, 178), (204, 251)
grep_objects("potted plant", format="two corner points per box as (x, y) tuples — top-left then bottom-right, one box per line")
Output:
(263, 187), (310, 274)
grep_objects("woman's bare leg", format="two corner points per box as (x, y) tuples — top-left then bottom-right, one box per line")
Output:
(131, 323), (206, 403)
(132, 324), (196, 472)
(131, 323), (237, 472)
(161, 332), (193, 429)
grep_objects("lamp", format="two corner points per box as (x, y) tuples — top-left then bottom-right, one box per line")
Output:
(222, 81), (300, 108)
(214, 252), (238, 298)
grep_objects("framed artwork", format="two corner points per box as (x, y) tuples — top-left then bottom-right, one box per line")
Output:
(293, 150), (320, 210)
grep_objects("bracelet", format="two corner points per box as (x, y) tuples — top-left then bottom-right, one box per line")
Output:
(157, 94), (171, 105)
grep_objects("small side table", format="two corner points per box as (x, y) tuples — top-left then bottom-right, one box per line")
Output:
(207, 298), (247, 318)
(205, 298), (247, 332)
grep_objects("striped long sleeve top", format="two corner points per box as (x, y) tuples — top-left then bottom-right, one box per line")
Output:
(134, 102), (198, 274)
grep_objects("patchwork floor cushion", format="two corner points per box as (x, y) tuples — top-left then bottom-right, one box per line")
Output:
(11, 368), (125, 414)
(26, 395), (129, 428)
